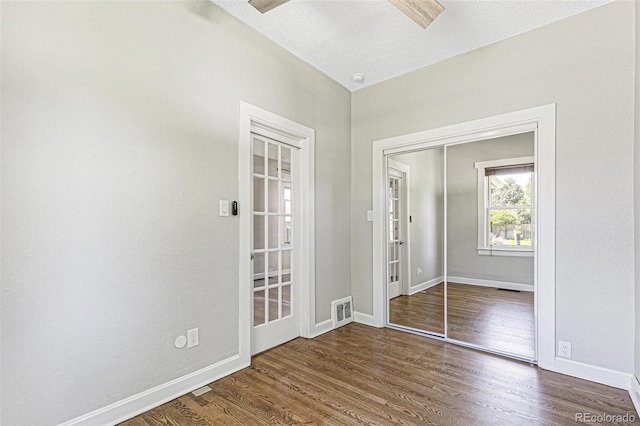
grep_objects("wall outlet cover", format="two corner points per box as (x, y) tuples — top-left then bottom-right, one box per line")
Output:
(188, 328), (199, 348)
(558, 341), (571, 358)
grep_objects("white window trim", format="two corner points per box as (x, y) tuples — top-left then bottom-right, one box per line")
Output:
(474, 156), (534, 257)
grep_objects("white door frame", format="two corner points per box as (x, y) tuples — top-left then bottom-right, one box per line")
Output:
(372, 104), (556, 369)
(239, 101), (315, 364)
(387, 159), (411, 297)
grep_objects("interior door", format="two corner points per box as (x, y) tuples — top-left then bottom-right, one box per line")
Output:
(251, 134), (299, 355)
(388, 168), (404, 299)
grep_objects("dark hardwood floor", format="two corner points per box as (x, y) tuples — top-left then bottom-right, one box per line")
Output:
(389, 283), (535, 359)
(388, 283), (445, 334)
(120, 323), (638, 425)
(447, 283), (535, 359)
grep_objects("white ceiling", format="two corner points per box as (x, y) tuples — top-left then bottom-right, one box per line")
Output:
(211, 0), (613, 91)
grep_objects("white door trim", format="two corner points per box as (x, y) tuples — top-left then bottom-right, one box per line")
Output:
(371, 104), (556, 369)
(239, 101), (316, 364)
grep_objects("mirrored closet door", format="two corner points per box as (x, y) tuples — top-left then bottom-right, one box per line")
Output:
(386, 148), (445, 336)
(385, 133), (537, 361)
(445, 134), (535, 359)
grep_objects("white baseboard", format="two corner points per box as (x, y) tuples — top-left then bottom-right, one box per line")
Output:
(307, 318), (334, 338)
(544, 358), (633, 390)
(447, 275), (533, 292)
(354, 311), (380, 327)
(59, 354), (249, 426)
(630, 375), (640, 417)
(408, 276), (443, 295)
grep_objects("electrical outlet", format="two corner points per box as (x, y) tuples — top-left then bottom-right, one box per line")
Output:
(558, 341), (571, 358)
(417, 267), (422, 276)
(187, 328), (199, 348)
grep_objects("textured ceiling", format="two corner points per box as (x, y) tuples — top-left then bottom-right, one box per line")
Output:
(211, 0), (613, 91)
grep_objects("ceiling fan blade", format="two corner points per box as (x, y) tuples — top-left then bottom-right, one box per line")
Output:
(387, 0), (444, 29)
(248, 0), (290, 14)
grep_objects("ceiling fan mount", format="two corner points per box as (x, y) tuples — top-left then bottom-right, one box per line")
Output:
(247, 0), (444, 29)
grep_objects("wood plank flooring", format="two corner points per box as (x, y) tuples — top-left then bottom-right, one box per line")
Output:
(447, 283), (534, 359)
(120, 324), (638, 425)
(389, 283), (534, 358)
(388, 284), (445, 334)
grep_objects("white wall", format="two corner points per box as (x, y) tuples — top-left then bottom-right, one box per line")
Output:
(635, 0), (640, 384)
(446, 134), (534, 286)
(390, 149), (444, 288)
(351, 1), (635, 374)
(0, 1), (351, 424)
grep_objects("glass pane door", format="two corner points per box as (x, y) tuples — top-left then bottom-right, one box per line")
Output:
(252, 136), (294, 328)
(388, 174), (401, 296)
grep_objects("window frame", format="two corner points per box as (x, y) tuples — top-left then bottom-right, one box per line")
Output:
(474, 156), (535, 257)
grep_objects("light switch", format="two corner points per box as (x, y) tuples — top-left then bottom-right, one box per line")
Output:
(367, 210), (374, 222)
(219, 200), (229, 217)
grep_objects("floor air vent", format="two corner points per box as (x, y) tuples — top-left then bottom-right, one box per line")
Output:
(331, 296), (353, 329)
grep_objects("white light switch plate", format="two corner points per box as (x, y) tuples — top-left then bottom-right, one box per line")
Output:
(219, 200), (229, 217)
(367, 210), (373, 221)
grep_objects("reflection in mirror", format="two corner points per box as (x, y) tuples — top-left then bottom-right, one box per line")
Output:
(387, 148), (445, 335)
(446, 133), (535, 359)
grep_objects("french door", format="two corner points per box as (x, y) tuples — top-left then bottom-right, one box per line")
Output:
(251, 133), (299, 355)
(388, 167), (404, 299)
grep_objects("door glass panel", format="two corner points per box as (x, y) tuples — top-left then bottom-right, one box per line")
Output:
(268, 179), (279, 213)
(268, 287), (279, 322)
(282, 182), (291, 215)
(268, 216), (279, 249)
(254, 177), (265, 212)
(282, 285), (291, 317)
(254, 290), (265, 326)
(281, 216), (292, 247)
(268, 143), (278, 178)
(253, 215), (265, 250)
(282, 250), (291, 283)
(268, 251), (279, 285)
(281, 147), (291, 181)
(253, 139), (265, 175)
(254, 253), (265, 288)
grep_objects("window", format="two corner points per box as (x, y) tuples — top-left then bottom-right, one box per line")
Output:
(475, 157), (534, 257)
